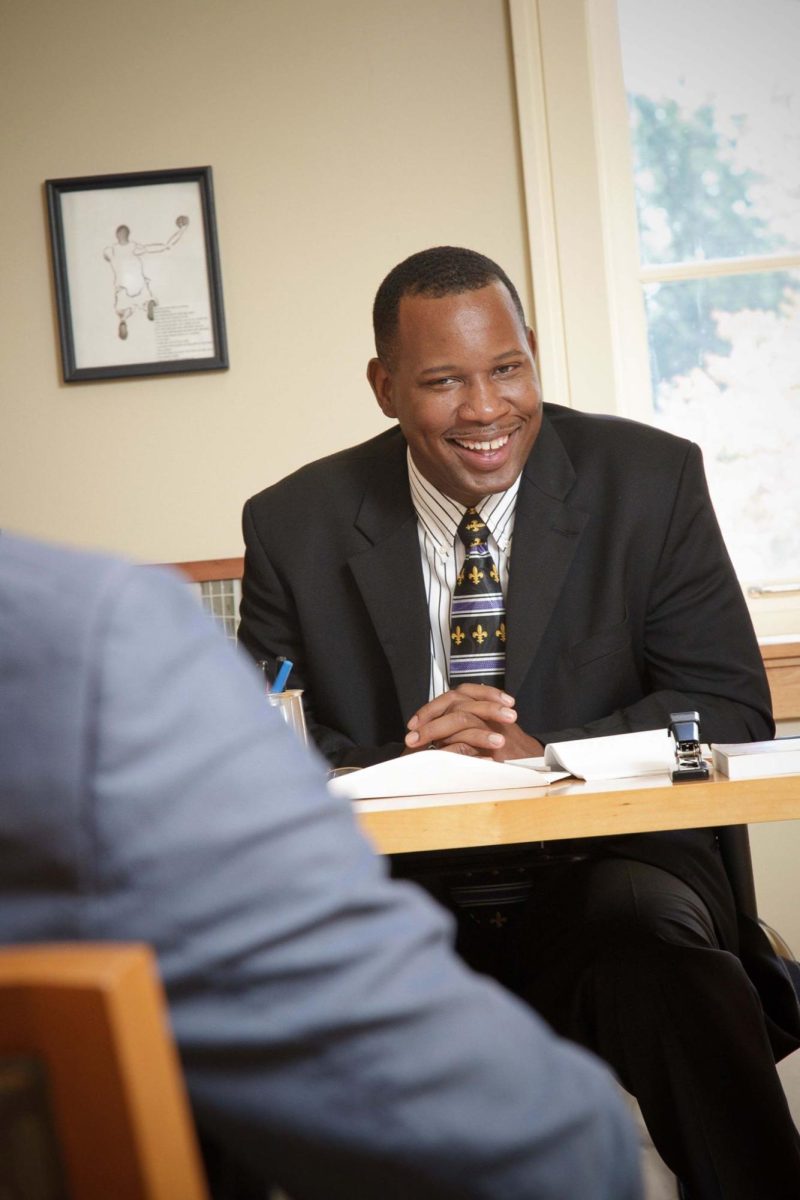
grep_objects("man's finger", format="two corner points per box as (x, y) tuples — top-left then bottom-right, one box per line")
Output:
(406, 711), (507, 751)
(408, 687), (516, 730)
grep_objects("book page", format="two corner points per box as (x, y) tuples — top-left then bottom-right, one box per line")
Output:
(544, 728), (675, 781)
(328, 750), (569, 801)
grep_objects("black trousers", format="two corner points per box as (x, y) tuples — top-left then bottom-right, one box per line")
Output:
(395, 850), (800, 1200)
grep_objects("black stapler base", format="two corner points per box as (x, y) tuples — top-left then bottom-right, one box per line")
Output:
(671, 764), (710, 783)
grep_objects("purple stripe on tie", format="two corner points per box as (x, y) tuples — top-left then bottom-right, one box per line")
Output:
(450, 656), (505, 673)
(453, 652), (505, 662)
(450, 666), (505, 679)
(451, 593), (503, 608)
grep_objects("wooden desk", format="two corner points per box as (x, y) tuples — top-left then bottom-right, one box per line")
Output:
(355, 771), (800, 856)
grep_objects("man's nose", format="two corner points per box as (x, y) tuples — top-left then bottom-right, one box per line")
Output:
(457, 376), (509, 421)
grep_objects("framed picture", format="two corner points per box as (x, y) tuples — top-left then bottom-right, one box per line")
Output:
(46, 166), (228, 382)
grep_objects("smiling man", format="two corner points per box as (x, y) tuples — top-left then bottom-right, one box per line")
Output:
(365, 263), (545, 759)
(239, 246), (800, 1199)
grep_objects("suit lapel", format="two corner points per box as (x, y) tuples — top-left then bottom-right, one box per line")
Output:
(505, 419), (589, 694)
(344, 420), (589, 710)
(347, 440), (432, 721)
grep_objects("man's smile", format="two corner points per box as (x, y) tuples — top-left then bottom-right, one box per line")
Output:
(446, 428), (522, 467)
(450, 432), (511, 452)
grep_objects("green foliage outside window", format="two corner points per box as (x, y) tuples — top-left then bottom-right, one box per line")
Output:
(629, 94), (797, 389)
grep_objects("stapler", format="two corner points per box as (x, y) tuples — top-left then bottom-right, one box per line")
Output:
(669, 710), (710, 783)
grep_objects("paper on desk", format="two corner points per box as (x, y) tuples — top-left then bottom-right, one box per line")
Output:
(542, 728), (674, 781)
(327, 750), (569, 801)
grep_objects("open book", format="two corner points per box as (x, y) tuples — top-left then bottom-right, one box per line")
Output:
(513, 728), (675, 783)
(328, 751), (568, 802)
(328, 728), (677, 801)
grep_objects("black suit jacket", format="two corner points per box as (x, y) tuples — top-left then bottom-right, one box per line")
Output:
(241, 404), (772, 759)
(240, 404), (799, 1052)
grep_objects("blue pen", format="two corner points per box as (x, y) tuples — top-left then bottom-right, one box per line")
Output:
(272, 657), (293, 693)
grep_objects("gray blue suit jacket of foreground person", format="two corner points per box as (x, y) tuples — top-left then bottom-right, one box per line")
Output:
(0, 533), (641, 1200)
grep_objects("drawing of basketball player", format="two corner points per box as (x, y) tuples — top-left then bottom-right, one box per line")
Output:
(103, 216), (189, 339)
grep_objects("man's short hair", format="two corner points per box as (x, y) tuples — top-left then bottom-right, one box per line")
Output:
(372, 246), (526, 365)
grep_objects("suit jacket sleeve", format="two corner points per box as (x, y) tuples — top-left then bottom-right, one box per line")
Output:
(0, 537), (641, 1200)
(239, 494), (407, 766)
(532, 440), (773, 747)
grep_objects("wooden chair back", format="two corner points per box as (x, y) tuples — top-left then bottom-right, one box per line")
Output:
(0, 943), (208, 1200)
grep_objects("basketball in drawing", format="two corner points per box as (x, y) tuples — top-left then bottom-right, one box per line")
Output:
(176, 215), (190, 228)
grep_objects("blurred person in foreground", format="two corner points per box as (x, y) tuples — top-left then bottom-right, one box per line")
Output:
(0, 531), (640, 1200)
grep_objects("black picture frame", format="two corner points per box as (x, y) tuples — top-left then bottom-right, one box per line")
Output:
(46, 166), (228, 382)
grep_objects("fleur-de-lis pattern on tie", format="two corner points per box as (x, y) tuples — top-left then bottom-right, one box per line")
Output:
(449, 508), (506, 687)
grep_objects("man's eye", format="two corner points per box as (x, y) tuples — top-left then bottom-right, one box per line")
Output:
(494, 362), (520, 376)
(426, 376), (459, 388)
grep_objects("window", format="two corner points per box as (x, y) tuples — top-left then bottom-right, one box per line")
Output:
(508, 0), (800, 634)
(615, 0), (800, 590)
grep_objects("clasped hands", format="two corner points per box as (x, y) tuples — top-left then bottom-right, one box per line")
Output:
(405, 684), (544, 760)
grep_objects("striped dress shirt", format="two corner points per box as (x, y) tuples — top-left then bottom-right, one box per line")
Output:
(407, 450), (519, 701)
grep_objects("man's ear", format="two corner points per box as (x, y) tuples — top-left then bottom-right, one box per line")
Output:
(526, 326), (538, 361)
(366, 357), (397, 419)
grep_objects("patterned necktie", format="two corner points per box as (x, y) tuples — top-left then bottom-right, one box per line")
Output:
(449, 508), (506, 688)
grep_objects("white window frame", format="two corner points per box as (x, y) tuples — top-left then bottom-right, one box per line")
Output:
(508, 0), (800, 637)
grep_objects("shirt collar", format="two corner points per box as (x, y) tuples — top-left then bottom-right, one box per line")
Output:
(407, 449), (520, 555)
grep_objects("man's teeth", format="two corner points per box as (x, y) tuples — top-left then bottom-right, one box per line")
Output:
(455, 435), (509, 452)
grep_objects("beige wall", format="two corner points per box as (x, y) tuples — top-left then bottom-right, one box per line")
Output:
(3, 0), (798, 953)
(0, 0), (530, 563)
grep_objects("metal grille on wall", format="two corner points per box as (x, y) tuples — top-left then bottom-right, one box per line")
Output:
(194, 577), (241, 641)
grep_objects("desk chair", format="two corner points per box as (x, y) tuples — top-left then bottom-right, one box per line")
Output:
(0, 943), (209, 1200)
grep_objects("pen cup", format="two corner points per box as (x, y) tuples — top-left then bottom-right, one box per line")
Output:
(266, 688), (308, 746)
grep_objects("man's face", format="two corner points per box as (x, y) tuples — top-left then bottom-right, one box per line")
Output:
(367, 282), (543, 507)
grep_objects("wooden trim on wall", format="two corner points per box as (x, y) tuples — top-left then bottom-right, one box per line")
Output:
(761, 639), (800, 722)
(169, 557), (244, 584)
